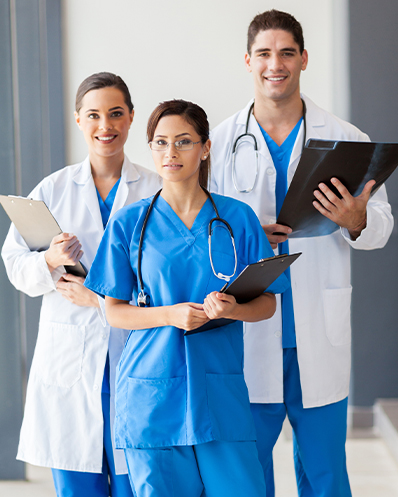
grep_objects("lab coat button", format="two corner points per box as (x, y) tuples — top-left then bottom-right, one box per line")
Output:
(268, 218), (276, 225)
(274, 331), (282, 338)
(266, 168), (275, 175)
(93, 384), (99, 390)
(102, 334), (107, 339)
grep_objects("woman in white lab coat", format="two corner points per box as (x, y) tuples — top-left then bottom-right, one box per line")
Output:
(1, 72), (160, 497)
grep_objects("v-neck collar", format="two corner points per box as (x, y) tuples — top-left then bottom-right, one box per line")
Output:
(154, 195), (215, 246)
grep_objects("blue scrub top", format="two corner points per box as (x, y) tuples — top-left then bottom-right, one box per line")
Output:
(96, 178), (120, 394)
(85, 193), (289, 449)
(259, 120), (302, 348)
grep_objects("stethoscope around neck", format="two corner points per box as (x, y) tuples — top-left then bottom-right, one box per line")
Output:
(136, 187), (237, 307)
(232, 98), (307, 193)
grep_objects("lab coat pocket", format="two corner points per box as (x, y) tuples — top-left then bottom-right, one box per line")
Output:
(206, 373), (256, 441)
(126, 376), (187, 447)
(35, 322), (85, 388)
(323, 286), (352, 346)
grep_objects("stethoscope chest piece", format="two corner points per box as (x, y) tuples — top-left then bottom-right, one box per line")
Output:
(137, 291), (150, 307)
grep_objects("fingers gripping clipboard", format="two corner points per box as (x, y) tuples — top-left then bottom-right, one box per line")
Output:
(184, 252), (301, 335)
(0, 195), (86, 277)
(277, 139), (398, 238)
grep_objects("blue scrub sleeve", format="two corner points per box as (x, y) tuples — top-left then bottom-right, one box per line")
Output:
(84, 215), (136, 301)
(241, 204), (289, 296)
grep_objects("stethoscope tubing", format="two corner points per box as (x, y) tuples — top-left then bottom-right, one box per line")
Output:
(137, 187), (237, 307)
(232, 99), (307, 193)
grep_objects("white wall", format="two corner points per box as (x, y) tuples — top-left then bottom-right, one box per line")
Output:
(62, 0), (347, 170)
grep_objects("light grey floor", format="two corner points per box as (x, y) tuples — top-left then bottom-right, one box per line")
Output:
(1, 432), (398, 496)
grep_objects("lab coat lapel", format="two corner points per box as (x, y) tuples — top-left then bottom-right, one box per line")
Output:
(73, 157), (104, 235)
(110, 156), (140, 216)
(288, 94), (326, 184)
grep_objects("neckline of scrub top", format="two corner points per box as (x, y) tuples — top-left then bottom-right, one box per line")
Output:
(154, 194), (215, 247)
(96, 178), (121, 228)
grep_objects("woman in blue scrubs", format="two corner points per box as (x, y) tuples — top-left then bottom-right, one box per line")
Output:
(85, 100), (289, 497)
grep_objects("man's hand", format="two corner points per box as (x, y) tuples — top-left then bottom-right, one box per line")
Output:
(313, 178), (375, 240)
(262, 224), (292, 249)
(56, 273), (99, 307)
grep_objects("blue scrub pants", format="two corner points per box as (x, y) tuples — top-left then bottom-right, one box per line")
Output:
(124, 440), (266, 497)
(250, 348), (351, 497)
(52, 392), (133, 497)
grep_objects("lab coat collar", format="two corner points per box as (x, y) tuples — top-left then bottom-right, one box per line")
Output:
(71, 154), (141, 185)
(288, 94), (325, 171)
(237, 95), (326, 168)
(111, 156), (141, 216)
(72, 155), (140, 233)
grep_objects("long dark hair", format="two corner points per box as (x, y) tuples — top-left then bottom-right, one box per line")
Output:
(75, 72), (134, 113)
(147, 100), (210, 189)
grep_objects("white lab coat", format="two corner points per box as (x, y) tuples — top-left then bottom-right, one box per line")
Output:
(1, 156), (161, 473)
(210, 95), (393, 408)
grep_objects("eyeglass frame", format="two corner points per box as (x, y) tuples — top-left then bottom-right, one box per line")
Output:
(149, 139), (202, 151)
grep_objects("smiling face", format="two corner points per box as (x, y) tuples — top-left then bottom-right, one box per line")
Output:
(151, 115), (210, 187)
(245, 29), (308, 104)
(74, 86), (134, 167)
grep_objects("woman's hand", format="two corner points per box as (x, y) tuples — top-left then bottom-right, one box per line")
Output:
(56, 273), (99, 307)
(170, 303), (209, 331)
(203, 292), (238, 320)
(204, 292), (276, 323)
(45, 233), (83, 273)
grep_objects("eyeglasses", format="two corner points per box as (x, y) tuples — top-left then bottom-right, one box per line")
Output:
(149, 139), (201, 151)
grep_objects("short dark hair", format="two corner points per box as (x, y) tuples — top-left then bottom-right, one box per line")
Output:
(247, 9), (305, 55)
(75, 72), (134, 113)
(147, 100), (210, 189)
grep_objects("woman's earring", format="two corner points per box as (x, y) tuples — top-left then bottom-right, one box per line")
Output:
(203, 155), (207, 160)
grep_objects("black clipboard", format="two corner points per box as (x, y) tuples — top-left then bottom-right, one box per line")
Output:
(0, 195), (86, 277)
(277, 139), (398, 238)
(184, 252), (301, 335)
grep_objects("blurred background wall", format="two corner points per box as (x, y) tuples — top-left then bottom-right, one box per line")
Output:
(0, 0), (397, 479)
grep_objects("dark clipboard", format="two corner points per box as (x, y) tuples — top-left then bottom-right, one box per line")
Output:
(184, 252), (301, 335)
(277, 139), (398, 238)
(0, 195), (86, 277)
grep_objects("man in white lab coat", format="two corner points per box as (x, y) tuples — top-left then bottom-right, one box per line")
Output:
(210, 9), (393, 497)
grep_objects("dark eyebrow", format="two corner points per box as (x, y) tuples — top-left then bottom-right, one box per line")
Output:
(154, 132), (192, 139)
(85, 106), (124, 114)
(254, 47), (298, 54)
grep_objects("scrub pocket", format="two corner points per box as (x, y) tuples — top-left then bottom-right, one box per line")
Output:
(206, 373), (256, 441)
(34, 322), (85, 388)
(125, 376), (187, 447)
(323, 287), (352, 346)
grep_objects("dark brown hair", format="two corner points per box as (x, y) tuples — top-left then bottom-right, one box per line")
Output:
(147, 100), (210, 189)
(247, 9), (305, 55)
(75, 72), (134, 113)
